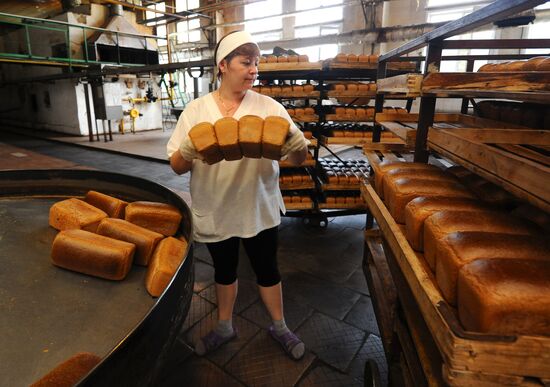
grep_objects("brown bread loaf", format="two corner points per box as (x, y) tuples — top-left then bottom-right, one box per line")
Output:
(97, 218), (164, 266)
(358, 54), (369, 62)
(436, 232), (550, 305)
(334, 53), (347, 62)
(511, 203), (550, 233)
(214, 117), (242, 161)
(458, 259), (550, 336)
(266, 55), (277, 63)
(125, 201), (182, 236)
(298, 54), (309, 62)
(188, 122), (223, 165)
(423, 210), (541, 271)
(49, 198), (108, 233)
(374, 161), (440, 195)
(288, 55), (298, 63)
(262, 116), (290, 160)
(30, 352), (101, 387)
(535, 57), (550, 71)
(521, 56), (548, 70)
(347, 54), (358, 62)
(238, 115), (263, 158)
(277, 55), (288, 63)
(303, 84), (315, 93)
(145, 236), (188, 297)
(368, 54), (379, 63)
(380, 167), (456, 200)
(84, 190), (127, 219)
(51, 229), (135, 280)
(385, 178), (474, 224)
(459, 173), (517, 208)
(346, 83), (358, 92)
(304, 107), (315, 115)
(404, 196), (486, 251)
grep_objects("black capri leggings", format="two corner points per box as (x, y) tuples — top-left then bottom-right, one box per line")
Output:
(205, 226), (280, 287)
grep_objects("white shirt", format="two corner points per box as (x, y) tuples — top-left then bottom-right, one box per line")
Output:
(167, 90), (299, 243)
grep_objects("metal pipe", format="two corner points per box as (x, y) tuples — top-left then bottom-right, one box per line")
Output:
(92, 0), (210, 21)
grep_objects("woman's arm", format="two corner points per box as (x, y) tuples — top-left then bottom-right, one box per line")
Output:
(286, 145), (307, 166)
(170, 151), (193, 175)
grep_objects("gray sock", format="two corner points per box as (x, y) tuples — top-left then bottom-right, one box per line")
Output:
(194, 319), (234, 356)
(214, 319), (234, 337)
(273, 319), (305, 359)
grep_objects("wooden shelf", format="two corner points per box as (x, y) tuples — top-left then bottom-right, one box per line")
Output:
(321, 182), (362, 191)
(259, 61), (323, 72)
(322, 135), (406, 148)
(284, 202), (314, 210)
(325, 60), (416, 72)
(318, 202), (367, 209)
(279, 159), (316, 168)
(280, 181), (315, 190)
(428, 127), (550, 212)
(325, 114), (374, 122)
(258, 91), (321, 99)
(326, 90), (376, 98)
(377, 73), (423, 97)
(291, 114), (319, 123)
(360, 181), (550, 380)
(421, 72), (550, 104)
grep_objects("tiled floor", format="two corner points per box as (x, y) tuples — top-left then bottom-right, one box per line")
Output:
(1, 127), (387, 386)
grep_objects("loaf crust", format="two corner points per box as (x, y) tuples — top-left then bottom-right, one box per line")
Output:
(84, 190), (127, 218)
(458, 259), (550, 336)
(214, 117), (242, 161)
(374, 161), (439, 197)
(49, 198), (108, 233)
(97, 218), (164, 266)
(423, 210), (541, 271)
(385, 177), (473, 224)
(261, 116), (289, 160)
(238, 115), (263, 158)
(124, 201), (182, 236)
(404, 196), (485, 251)
(380, 168), (457, 200)
(51, 229), (135, 280)
(189, 122), (224, 165)
(436, 232), (550, 305)
(145, 236), (188, 297)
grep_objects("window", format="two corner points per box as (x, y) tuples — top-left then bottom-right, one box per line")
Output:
(176, 17), (201, 44)
(526, 21), (550, 55)
(294, 44), (338, 62)
(176, 0), (200, 12)
(244, 0), (282, 34)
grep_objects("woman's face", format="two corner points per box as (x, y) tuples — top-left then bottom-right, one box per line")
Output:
(220, 54), (259, 92)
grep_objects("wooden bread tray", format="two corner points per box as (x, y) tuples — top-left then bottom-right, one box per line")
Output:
(325, 113), (374, 122)
(321, 182), (363, 191)
(291, 114), (319, 123)
(325, 60), (416, 72)
(428, 127), (550, 212)
(280, 181), (315, 190)
(279, 158), (316, 168)
(284, 201), (314, 210)
(421, 72), (550, 103)
(360, 181), (550, 380)
(375, 113), (529, 148)
(326, 90), (376, 98)
(377, 73), (423, 97)
(318, 202), (367, 209)
(259, 90), (321, 99)
(259, 61), (322, 72)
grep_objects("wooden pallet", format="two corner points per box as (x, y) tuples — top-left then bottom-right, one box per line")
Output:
(377, 73), (423, 97)
(360, 181), (550, 381)
(259, 61), (322, 72)
(421, 72), (550, 103)
(428, 127), (550, 212)
(375, 113), (529, 148)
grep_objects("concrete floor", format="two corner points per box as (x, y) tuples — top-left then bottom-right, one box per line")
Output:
(1, 127), (387, 387)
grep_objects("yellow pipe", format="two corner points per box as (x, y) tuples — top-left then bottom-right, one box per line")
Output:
(0, 58), (88, 67)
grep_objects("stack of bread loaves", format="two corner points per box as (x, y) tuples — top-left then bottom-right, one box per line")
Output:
(49, 191), (187, 297)
(374, 161), (550, 336)
(189, 115), (290, 164)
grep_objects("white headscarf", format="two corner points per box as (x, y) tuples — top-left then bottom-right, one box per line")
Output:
(216, 30), (259, 66)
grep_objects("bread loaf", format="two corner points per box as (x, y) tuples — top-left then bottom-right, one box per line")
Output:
(125, 201), (182, 236)
(374, 161), (440, 197)
(521, 56), (548, 71)
(51, 229), (135, 280)
(145, 236), (188, 297)
(188, 122), (223, 165)
(238, 115), (263, 158)
(97, 218), (164, 266)
(288, 55), (298, 63)
(84, 191), (127, 219)
(277, 55), (288, 63)
(30, 352), (101, 387)
(262, 116), (290, 160)
(385, 178), (474, 224)
(358, 54), (369, 62)
(380, 168), (457, 200)
(335, 53), (347, 62)
(436, 232), (550, 305)
(458, 259), (550, 336)
(303, 84), (314, 93)
(511, 203), (550, 233)
(213, 117), (242, 161)
(460, 173), (517, 208)
(49, 198), (108, 233)
(535, 57), (550, 71)
(298, 54), (309, 62)
(423, 210), (541, 270)
(404, 196), (486, 251)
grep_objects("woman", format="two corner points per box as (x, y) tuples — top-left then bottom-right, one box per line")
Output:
(167, 30), (308, 360)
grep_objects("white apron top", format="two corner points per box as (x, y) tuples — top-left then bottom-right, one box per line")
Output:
(167, 90), (299, 243)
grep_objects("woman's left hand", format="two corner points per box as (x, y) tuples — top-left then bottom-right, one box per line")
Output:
(281, 131), (308, 157)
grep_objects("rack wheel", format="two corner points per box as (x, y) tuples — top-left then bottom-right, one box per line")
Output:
(364, 359), (381, 387)
(302, 214), (328, 228)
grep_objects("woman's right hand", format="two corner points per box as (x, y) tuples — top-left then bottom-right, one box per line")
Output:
(179, 136), (203, 162)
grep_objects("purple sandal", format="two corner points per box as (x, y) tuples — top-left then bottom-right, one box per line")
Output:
(269, 326), (305, 360)
(195, 329), (237, 356)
